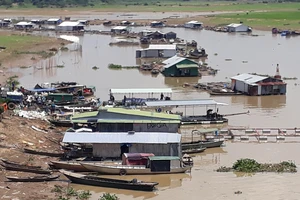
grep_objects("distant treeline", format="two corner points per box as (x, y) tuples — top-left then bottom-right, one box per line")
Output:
(0, 0), (299, 8)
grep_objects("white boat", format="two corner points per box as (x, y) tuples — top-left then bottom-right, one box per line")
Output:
(80, 156), (191, 175)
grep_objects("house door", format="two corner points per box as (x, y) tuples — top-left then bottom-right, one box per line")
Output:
(120, 144), (130, 157)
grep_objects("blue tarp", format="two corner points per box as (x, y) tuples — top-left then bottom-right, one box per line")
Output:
(27, 88), (57, 92)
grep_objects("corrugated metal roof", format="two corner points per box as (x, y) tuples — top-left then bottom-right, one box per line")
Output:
(110, 88), (172, 94)
(176, 64), (198, 69)
(112, 26), (128, 30)
(148, 156), (180, 160)
(62, 132), (181, 144)
(227, 23), (244, 28)
(186, 20), (202, 24)
(148, 44), (176, 50)
(58, 21), (84, 27)
(231, 73), (267, 84)
(16, 22), (32, 26)
(106, 107), (181, 120)
(162, 55), (186, 65)
(47, 18), (60, 21)
(145, 99), (228, 107)
(162, 56), (198, 69)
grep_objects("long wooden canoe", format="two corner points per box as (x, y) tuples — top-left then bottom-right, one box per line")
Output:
(24, 148), (64, 157)
(60, 170), (158, 191)
(49, 161), (88, 172)
(1, 158), (41, 169)
(6, 174), (60, 182)
(182, 147), (206, 154)
(1, 163), (51, 174)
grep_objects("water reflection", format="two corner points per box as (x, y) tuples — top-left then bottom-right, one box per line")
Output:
(164, 77), (200, 88)
(230, 95), (286, 109)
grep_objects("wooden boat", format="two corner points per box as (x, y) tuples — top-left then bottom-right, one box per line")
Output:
(49, 161), (88, 172)
(80, 156), (191, 175)
(60, 170), (158, 191)
(6, 174), (60, 182)
(182, 140), (224, 150)
(1, 158), (41, 169)
(48, 119), (73, 127)
(24, 148), (64, 157)
(182, 147), (206, 154)
(1, 163), (51, 174)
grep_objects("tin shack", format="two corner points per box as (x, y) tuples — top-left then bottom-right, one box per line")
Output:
(161, 55), (199, 77)
(136, 44), (176, 58)
(62, 131), (182, 158)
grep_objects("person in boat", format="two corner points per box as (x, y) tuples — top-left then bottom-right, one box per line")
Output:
(110, 94), (115, 102)
(123, 95), (127, 105)
(160, 93), (164, 100)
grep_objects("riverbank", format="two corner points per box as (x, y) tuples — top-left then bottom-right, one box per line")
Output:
(0, 31), (71, 85)
(1, 2), (300, 30)
(0, 113), (68, 200)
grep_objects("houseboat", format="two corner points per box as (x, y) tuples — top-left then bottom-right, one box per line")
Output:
(80, 156), (191, 175)
(145, 99), (229, 125)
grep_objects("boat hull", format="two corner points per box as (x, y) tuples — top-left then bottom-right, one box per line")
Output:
(50, 161), (89, 172)
(1, 163), (51, 174)
(81, 163), (191, 175)
(24, 148), (64, 157)
(182, 140), (224, 150)
(6, 175), (60, 182)
(182, 147), (206, 154)
(62, 170), (158, 191)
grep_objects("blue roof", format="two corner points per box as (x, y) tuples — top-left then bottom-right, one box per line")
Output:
(27, 88), (57, 92)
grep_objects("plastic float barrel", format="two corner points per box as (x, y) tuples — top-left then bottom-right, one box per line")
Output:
(120, 169), (127, 176)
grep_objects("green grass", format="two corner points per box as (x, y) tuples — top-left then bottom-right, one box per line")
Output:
(0, 35), (44, 51)
(211, 10), (300, 29)
(2, 2), (300, 12)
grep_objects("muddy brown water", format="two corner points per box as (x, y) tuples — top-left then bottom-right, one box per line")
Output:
(70, 142), (300, 200)
(6, 14), (300, 199)
(13, 27), (300, 128)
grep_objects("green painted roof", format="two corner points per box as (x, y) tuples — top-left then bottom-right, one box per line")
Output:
(106, 107), (181, 120)
(176, 64), (199, 69)
(72, 111), (98, 119)
(149, 156), (180, 161)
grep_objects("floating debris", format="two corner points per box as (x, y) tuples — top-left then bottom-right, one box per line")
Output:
(242, 61), (248, 63)
(56, 65), (65, 68)
(225, 59), (232, 61)
(92, 66), (99, 70)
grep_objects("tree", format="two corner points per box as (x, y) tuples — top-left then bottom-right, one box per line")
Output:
(99, 193), (119, 200)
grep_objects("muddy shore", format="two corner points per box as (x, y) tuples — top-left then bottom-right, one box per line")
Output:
(0, 113), (69, 200)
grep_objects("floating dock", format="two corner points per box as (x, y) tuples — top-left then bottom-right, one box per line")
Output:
(204, 128), (300, 142)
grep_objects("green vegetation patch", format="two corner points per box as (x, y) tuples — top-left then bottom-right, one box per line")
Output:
(217, 158), (297, 173)
(0, 35), (43, 51)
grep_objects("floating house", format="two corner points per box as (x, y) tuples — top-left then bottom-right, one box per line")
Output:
(136, 44), (176, 58)
(71, 107), (181, 133)
(184, 21), (203, 29)
(0, 20), (9, 27)
(120, 20), (132, 25)
(78, 20), (89, 25)
(164, 31), (177, 40)
(14, 22), (34, 29)
(3, 19), (12, 23)
(150, 21), (165, 28)
(226, 23), (251, 32)
(56, 21), (85, 32)
(231, 70), (286, 96)
(111, 26), (129, 34)
(47, 18), (62, 25)
(161, 56), (199, 77)
(146, 31), (165, 39)
(63, 132), (182, 158)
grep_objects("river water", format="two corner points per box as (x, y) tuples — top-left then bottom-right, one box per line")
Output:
(6, 13), (300, 199)
(13, 25), (300, 128)
(71, 142), (300, 200)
